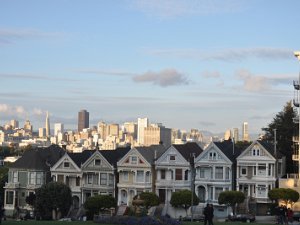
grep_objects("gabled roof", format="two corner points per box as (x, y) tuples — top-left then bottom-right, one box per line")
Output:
(257, 140), (284, 158)
(11, 144), (65, 170)
(214, 140), (248, 162)
(101, 146), (131, 167)
(173, 142), (203, 161)
(68, 150), (95, 167)
(135, 145), (167, 164)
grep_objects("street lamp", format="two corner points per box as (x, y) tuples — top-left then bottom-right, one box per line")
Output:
(294, 51), (300, 185)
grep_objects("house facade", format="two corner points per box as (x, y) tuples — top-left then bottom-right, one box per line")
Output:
(236, 140), (285, 215)
(4, 145), (65, 216)
(117, 145), (166, 206)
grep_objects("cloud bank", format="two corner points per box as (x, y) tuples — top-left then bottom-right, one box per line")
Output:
(133, 69), (189, 87)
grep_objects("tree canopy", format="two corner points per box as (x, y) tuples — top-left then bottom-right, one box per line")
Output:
(218, 191), (245, 215)
(35, 182), (72, 220)
(84, 195), (117, 220)
(170, 189), (199, 216)
(268, 188), (299, 206)
(262, 101), (297, 173)
(134, 192), (159, 209)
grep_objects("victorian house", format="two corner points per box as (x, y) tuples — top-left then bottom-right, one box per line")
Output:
(117, 145), (166, 206)
(4, 145), (65, 216)
(155, 142), (203, 217)
(236, 140), (285, 215)
(194, 140), (245, 217)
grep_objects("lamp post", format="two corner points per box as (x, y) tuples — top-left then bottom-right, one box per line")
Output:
(190, 153), (195, 222)
(294, 51), (300, 184)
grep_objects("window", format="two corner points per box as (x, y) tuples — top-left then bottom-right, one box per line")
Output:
(76, 177), (80, 186)
(6, 191), (13, 204)
(215, 167), (223, 179)
(258, 164), (266, 175)
(13, 171), (18, 183)
(209, 152), (217, 160)
(29, 172), (35, 185)
(58, 174), (64, 183)
(95, 159), (101, 166)
(100, 173), (107, 185)
(175, 169), (182, 180)
(109, 174), (114, 185)
(123, 171), (129, 181)
(200, 168), (205, 178)
(170, 155), (176, 161)
(36, 173), (43, 185)
(131, 156), (137, 164)
(215, 187), (223, 200)
(145, 171), (150, 183)
(241, 167), (247, 175)
(184, 170), (189, 180)
(136, 170), (144, 183)
(225, 167), (230, 179)
(64, 162), (70, 168)
(161, 169), (166, 179)
(87, 174), (93, 184)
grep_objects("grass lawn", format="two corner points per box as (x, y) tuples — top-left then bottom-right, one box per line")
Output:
(0, 220), (273, 225)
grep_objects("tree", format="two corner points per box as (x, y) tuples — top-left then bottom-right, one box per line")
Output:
(26, 192), (36, 211)
(170, 189), (199, 216)
(262, 101), (297, 173)
(84, 195), (117, 220)
(268, 188), (299, 206)
(218, 191), (245, 215)
(134, 192), (159, 210)
(35, 182), (72, 220)
(0, 167), (8, 204)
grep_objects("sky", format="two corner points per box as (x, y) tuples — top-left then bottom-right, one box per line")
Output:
(0, 0), (300, 137)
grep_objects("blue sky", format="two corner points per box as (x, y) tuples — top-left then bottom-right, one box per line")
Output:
(0, 0), (299, 136)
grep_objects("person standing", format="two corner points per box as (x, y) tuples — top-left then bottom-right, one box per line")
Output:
(203, 204), (209, 225)
(207, 204), (214, 225)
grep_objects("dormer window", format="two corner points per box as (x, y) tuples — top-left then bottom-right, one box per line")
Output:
(252, 148), (260, 156)
(170, 155), (176, 161)
(131, 156), (137, 164)
(64, 162), (70, 168)
(95, 159), (101, 166)
(209, 152), (217, 160)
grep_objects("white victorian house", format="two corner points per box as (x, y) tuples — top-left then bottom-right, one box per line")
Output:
(194, 140), (244, 217)
(236, 140), (285, 215)
(117, 145), (166, 206)
(155, 142), (203, 218)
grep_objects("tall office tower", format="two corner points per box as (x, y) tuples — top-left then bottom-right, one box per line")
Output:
(39, 127), (46, 138)
(45, 111), (50, 137)
(123, 122), (137, 138)
(224, 129), (231, 140)
(143, 124), (171, 147)
(242, 122), (249, 142)
(54, 123), (64, 136)
(107, 124), (119, 137)
(78, 109), (89, 132)
(10, 120), (19, 129)
(97, 121), (107, 140)
(232, 128), (239, 143)
(24, 120), (33, 132)
(137, 117), (149, 145)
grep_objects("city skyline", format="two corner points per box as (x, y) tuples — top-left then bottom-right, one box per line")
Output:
(1, 1), (299, 135)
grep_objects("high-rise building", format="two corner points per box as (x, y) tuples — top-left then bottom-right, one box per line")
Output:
(45, 111), (50, 137)
(107, 124), (119, 137)
(24, 120), (33, 132)
(123, 122), (137, 138)
(97, 122), (107, 140)
(78, 109), (89, 132)
(54, 123), (64, 136)
(10, 120), (19, 129)
(39, 127), (46, 138)
(233, 128), (239, 143)
(143, 124), (171, 147)
(224, 129), (231, 140)
(242, 122), (249, 142)
(137, 117), (149, 145)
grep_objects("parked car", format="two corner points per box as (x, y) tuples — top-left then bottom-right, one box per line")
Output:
(226, 214), (256, 222)
(293, 211), (300, 221)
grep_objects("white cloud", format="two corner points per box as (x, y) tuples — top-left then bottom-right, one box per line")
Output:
(0, 104), (9, 113)
(201, 71), (221, 78)
(130, 0), (245, 18)
(133, 68), (189, 87)
(146, 47), (293, 62)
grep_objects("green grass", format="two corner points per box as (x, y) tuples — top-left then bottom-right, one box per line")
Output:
(0, 220), (273, 225)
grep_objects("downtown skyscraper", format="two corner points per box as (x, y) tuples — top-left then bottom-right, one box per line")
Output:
(78, 109), (89, 132)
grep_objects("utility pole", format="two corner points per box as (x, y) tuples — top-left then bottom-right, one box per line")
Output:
(273, 129), (278, 187)
(190, 153), (195, 222)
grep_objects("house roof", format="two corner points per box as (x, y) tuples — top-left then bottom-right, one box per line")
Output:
(214, 140), (248, 162)
(68, 150), (95, 167)
(11, 144), (65, 170)
(257, 140), (284, 158)
(135, 144), (167, 164)
(101, 146), (131, 167)
(173, 142), (204, 161)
